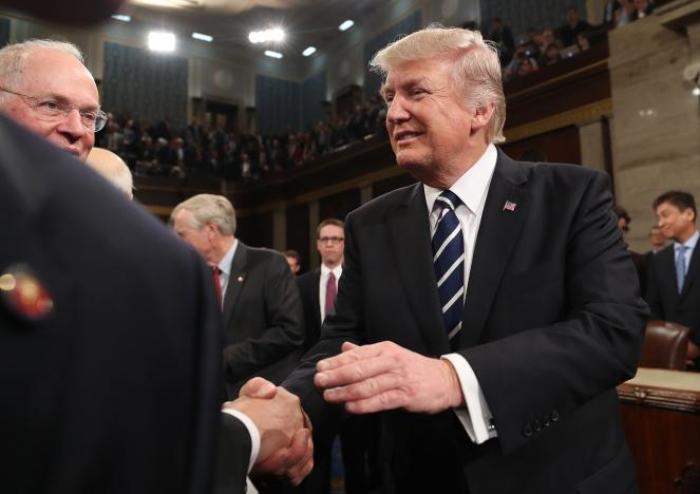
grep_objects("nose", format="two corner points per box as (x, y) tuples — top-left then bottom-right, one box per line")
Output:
(57, 109), (88, 137)
(386, 95), (410, 126)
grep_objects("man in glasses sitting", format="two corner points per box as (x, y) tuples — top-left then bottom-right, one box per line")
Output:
(0, 39), (107, 161)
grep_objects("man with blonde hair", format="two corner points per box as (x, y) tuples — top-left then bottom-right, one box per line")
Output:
(280, 26), (646, 493)
(171, 194), (305, 397)
(87, 147), (134, 198)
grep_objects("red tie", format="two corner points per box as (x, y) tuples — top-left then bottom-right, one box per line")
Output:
(324, 271), (337, 319)
(212, 267), (222, 307)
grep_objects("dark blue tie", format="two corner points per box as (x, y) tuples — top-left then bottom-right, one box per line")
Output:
(432, 190), (464, 340)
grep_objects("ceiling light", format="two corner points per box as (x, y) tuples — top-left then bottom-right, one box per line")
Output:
(693, 87), (700, 97)
(264, 50), (283, 59)
(192, 32), (213, 42)
(339, 20), (354, 31)
(111, 14), (131, 22)
(148, 31), (176, 53)
(248, 27), (286, 44)
(302, 46), (317, 57)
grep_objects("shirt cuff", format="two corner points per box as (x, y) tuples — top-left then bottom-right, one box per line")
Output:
(221, 408), (261, 473)
(441, 353), (497, 444)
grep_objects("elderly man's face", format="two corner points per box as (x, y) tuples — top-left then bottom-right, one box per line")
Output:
(172, 209), (218, 265)
(383, 57), (476, 184)
(2, 49), (98, 161)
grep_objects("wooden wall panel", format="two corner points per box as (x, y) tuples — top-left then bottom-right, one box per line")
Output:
(286, 203), (311, 273)
(319, 189), (361, 223)
(501, 125), (581, 165)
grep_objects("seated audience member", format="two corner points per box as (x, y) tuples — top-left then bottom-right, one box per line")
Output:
(614, 205), (649, 296)
(576, 33), (591, 52)
(87, 147), (134, 198)
(170, 194), (305, 397)
(285, 249), (302, 276)
(486, 17), (515, 65)
(542, 43), (562, 65)
(559, 7), (591, 47)
(604, 0), (621, 24)
(631, 0), (655, 21)
(646, 191), (700, 367)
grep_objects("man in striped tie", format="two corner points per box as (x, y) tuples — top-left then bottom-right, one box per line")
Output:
(281, 26), (646, 494)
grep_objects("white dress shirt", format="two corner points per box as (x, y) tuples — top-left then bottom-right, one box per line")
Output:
(423, 144), (499, 445)
(319, 263), (342, 322)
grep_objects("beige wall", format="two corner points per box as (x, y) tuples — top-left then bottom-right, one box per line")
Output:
(608, 0), (700, 252)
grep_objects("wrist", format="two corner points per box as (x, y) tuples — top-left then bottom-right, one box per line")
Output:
(441, 359), (465, 408)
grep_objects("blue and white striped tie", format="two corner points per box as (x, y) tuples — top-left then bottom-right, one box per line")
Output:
(432, 190), (464, 340)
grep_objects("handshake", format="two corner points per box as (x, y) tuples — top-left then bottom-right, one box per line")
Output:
(223, 378), (314, 485)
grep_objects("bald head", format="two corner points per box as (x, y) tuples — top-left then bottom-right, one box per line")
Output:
(87, 147), (133, 198)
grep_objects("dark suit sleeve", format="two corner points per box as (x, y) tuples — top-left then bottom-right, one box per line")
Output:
(645, 253), (664, 320)
(462, 171), (648, 455)
(214, 413), (252, 494)
(223, 253), (305, 380)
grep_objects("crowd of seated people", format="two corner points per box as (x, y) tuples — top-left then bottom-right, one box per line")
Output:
(96, 95), (387, 183)
(488, 1), (655, 82)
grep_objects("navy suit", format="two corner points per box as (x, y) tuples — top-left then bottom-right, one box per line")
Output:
(647, 242), (700, 346)
(285, 151), (647, 494)
(0, 114), (249, 494)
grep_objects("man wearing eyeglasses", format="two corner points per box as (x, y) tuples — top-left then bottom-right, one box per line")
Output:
(0, 39), (107, 161)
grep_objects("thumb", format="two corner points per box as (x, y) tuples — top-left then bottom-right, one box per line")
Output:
(239, 377), (277, 399)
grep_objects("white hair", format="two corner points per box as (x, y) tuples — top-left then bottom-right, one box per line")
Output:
(370, 25), (506, 144)
(170, 194), (237, 236)
(0, 39), (85, 107)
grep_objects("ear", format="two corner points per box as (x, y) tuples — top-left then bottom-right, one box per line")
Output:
(470, 103), (496, 136)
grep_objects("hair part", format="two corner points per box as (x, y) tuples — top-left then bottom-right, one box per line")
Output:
(316, 218), (344, 238)
(369, 24), (506, 144)
(170, 194), (237, 236)
(653, 190), (697, 222)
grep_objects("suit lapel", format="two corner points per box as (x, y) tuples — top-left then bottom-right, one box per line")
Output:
(387, 184), (449, 355)
(313, 269), (322, 326)
(222, 241), (247, 328)
(458, 151), (530, 348)
(680, 239), (700, 299)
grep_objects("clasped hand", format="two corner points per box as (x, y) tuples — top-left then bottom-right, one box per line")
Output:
(223, 378), (314, 485)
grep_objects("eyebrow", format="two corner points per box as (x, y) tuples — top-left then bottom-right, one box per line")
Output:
(381, 76), (430, 98)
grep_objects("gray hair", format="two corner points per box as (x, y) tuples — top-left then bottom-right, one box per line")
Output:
(370, 25), (506, 144)
(0, 39), (85, 106)
(170, 194), (237, 236)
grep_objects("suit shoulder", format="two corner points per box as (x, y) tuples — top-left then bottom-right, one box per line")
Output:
(346, 182), (419, 221)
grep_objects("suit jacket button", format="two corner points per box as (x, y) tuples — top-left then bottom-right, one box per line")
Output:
(522, 423), (533, 438)
(551, 410), (560, 422)
(533, 418), (543, 432)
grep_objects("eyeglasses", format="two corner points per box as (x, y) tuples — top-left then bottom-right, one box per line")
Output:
(318, 236), (344, 244)
(0, 86), (108, 132)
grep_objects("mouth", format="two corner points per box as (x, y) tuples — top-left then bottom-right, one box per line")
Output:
(62, 146), (82, 157)
(393, 130), (423, 144)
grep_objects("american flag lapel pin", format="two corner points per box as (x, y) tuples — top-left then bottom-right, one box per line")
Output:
(503, 200), (517, 212)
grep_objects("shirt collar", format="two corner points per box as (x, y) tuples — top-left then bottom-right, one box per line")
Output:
(675, 230), (699, 251)
(217, 239), (238, 276)
(321, 262), (342, 278)
(423, 144), (498, 215)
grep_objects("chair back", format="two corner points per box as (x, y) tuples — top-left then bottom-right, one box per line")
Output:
(639, 320), (689, 370)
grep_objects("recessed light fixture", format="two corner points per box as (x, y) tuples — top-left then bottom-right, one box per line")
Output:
(339, 20), (354, 31)
(693, 86), (700, 97)
(192, 32), (213, 42)
(249, 27), (286, 44)
(111, 14), (131, 22)
(264, 50), (283, 59)
(148, 31), (176, 52)
(302, 46), (317, 57)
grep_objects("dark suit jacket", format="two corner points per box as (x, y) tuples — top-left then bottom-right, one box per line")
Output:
(297, 269), (322, 352)
(647, 242), (700, 345)
(0, 114), (249, 494)
(222, 242), (305, 397)
(284, 151), (647, 494)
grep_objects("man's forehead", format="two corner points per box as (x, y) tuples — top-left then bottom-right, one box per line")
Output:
(20, 49), (98, 101)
